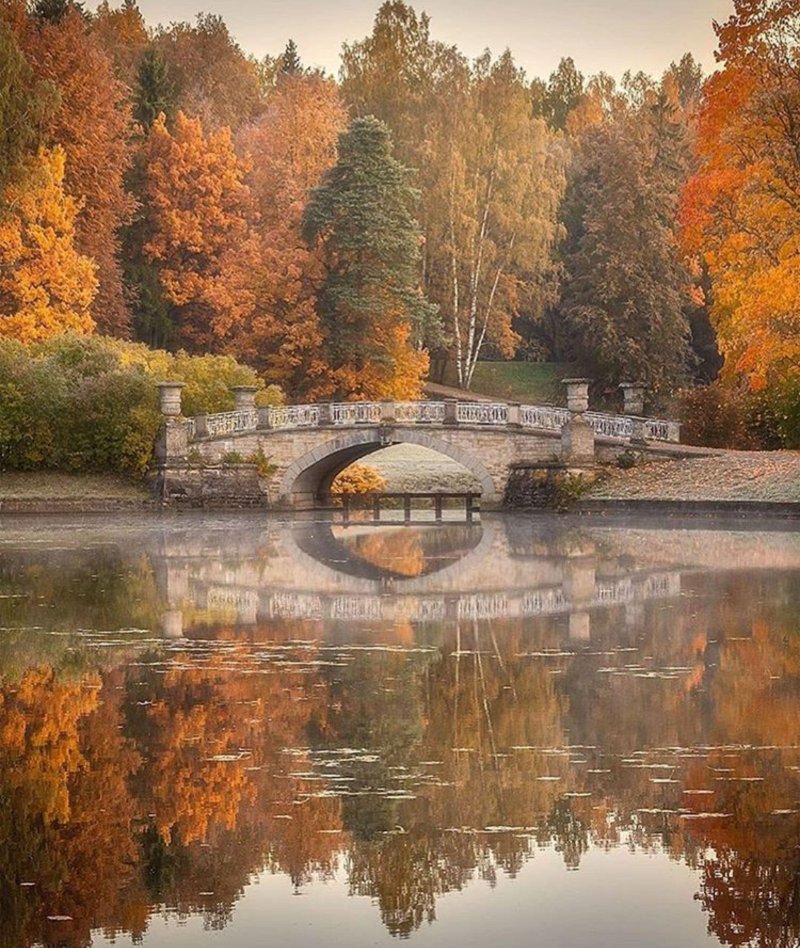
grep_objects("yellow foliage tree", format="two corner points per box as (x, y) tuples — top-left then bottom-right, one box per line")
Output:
(0, 147), (97, 343)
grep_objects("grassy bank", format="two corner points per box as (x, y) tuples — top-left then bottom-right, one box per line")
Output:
(469, 362), (573, 403)
(0, 472), (153, 509)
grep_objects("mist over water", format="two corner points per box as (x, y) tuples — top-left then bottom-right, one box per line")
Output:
(1, 512), (799, 947)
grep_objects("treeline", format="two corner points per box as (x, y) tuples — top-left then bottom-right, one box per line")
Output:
(0, 0), (798, 439)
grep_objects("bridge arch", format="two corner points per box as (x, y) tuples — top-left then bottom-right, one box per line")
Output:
(277, 427), (498, 506)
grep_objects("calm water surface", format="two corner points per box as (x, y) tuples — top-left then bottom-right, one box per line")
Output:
(1, 512), (799, 948)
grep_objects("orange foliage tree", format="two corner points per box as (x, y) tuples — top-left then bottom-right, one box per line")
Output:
(142, 111), (251, 351)
(90, 0), (149, 87)
(218, 74), (346, 397)
(14, 5), (135, 336)
(680, 0), (800, 389)
(0, 147), (97, 342)
(152, 13), (264, 132)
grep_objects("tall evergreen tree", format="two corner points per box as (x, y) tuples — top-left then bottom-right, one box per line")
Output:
(134, 46), (175, 131)
(302, 116), (438, 399)
(280, 39), (301, 76)
(30, 0), (83, 23)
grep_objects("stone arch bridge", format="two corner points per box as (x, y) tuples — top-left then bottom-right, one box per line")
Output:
(155, 384), (681, 509)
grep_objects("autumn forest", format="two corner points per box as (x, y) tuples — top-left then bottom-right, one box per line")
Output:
(1, 0), (800, 443)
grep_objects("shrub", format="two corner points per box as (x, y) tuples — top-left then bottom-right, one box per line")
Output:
(246, 449), (277, 479)
(678, 382), (752, 448)
(330, 462), (387, 495)
(60, 371), (161, 475)
(678, 381), (791, 450)
(0, 333), (283, 476)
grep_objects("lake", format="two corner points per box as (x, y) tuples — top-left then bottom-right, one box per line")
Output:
(1, 512), (799, 947)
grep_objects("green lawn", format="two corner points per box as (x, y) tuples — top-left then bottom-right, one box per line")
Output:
(469, 362), (574, 404)
(0, 472), (152, 502)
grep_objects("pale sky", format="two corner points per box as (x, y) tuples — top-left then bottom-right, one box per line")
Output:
(120, 0), (734, 81)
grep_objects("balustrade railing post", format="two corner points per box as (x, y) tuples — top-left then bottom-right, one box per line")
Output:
(561, 378), (595, 464)
(194, 413), (209, 438)
(318, 402), (332, 427)
(257, 406), (273, 430)
(380, 400), (396, 424)
(630, 416), (647, 444)
(507, 402), (521, 428)
(444, 398), (458, 426)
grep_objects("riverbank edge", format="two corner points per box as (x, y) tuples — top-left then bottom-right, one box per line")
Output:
(2, 494), (800, 518)
(575, 498), (800, 519)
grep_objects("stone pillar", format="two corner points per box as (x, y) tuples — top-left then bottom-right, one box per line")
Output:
(563, 550), (595, 642)
(231, 386), (259, 411)
(155, 382), (188, 464)
(619, 382), (646, 417)
(380, 400), (396, 424)
(560, 378), (594, 464)
(444, 398), (458, 426)
(318, 402), (333, 426)
(507, 402), (521, 428)
(563, 557), (596, 603)
(161, 609), (185, 640)
(569, 611), (592, 642)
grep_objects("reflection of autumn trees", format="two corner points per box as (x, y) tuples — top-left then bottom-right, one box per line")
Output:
(0, 666), (147, 948)
(0, 637), (343, 947)
(315, 571), (800, 942)
(1, 561), (799, 946)
(333, 524), (482, 579)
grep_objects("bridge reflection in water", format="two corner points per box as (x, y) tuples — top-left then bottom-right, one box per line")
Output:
(1, 513), (800, 948)
(157, 516), (687, 638)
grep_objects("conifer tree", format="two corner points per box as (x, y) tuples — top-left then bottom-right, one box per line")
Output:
(30, 0), (83, 23)
(280, 39), (302, 76)
(302, 116), (437, 399)
(134, 46), (175, 131)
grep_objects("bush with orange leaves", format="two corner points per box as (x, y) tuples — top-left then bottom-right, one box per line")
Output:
(330, 463), (386, 496)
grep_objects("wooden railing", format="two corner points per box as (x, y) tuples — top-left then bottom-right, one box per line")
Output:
(327, 491), (480, 525)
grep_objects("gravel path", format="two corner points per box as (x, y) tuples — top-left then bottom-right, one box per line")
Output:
(590, 451), (800, 503)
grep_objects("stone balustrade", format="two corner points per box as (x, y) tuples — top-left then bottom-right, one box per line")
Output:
(207, 569), (682, 625)
(179, 398), (680, 444)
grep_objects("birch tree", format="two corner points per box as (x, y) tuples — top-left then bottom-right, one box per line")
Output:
(342, 4), (566, 388)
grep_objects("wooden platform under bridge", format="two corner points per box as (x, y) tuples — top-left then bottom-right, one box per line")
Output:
(324, 492), (481, 526)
